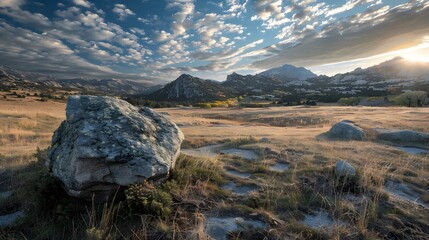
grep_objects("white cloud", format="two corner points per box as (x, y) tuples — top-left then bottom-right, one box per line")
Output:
(112, 4), (135, 20)
(326, 0), (376, 17)
(0, 0), (25, 9)
(97, 42), (123, 53)
(154, 30), (171, 42)
(194, 13), (244, 51)
(167, 0), (194, 37)
(276, 24), (295, 39)
(0, 20), (119, 78)
(226, 0), (248, 15)
(253, 0), (283, 20)
(130, 27), (145, 36)
(251, 0), (293, 29)
(73, 0), (92, 8)
(0, 6), (51, 28)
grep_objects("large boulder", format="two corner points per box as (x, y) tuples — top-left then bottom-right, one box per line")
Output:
(46, 96), (184, 201)
(326, 120), (365, 141)
(377, 130), (429, 148)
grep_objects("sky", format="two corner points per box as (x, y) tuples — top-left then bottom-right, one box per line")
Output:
(0, 0), (428, 85)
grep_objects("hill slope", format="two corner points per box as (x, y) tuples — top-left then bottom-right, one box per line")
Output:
(222, 72), (284, 95)
(146, 74), (235, 102)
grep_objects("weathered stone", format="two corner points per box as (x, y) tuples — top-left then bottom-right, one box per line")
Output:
(335, 160), (356, 178)
(260, 137), (271, 143)
(0, 211), (24, 228)
(326, 120), (365, 141)
(46, 96), (184, 201)
(0, 190), (13, 200)
(377, 130), (429, 148)
(220, 149), (258, 160)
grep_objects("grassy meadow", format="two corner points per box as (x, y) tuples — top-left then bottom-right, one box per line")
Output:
(0, 96), (428, 239)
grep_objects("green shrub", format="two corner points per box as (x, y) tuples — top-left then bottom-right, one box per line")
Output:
(393, 91), (427, 107)
(125, 182), (173, 219)
(31, 171), (71, 216)
(34, 147), (49, 163)
(337, 97), (364, 106)
(194, 103), (212, 109)
(194, 99), (237, 108)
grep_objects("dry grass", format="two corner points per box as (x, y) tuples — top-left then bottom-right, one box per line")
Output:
(162, 105), (429, 239)
(0, 98), (428, 239)
(0, 98), (65, 169)
(163, 105), (429, 144)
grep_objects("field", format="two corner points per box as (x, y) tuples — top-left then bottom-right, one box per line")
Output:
(0, 96), (65, 169)
(0, 97), (428, 239)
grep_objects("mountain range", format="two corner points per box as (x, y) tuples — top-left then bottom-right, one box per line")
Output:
(0, 66), (147, 95)
(1, 57), (428, 102)
(147, 57), (429, 102)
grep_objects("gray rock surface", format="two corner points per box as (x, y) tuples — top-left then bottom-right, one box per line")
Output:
(0, 190), (13, 200)
(377, 130), (429, 147)
(205, 216), (267, 240)
(259, 137), (271, 143)
(46, 96), (184, 201)
(0, 211), (24, 228)
(335, 160), (356, 178)
(326, 121), (365, 141)
(220, 149), (258, 160)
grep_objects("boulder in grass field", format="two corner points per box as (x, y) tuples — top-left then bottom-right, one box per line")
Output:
(46, 95), (184, 202)
(377, 129), (429, 148)
(335, 160), (356, 178)
(326, 120), (365, 141)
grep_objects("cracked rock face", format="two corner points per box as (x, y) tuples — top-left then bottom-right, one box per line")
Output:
(46, 96), (184, 201)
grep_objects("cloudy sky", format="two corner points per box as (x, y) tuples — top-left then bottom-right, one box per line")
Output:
(0, 0), (428, 84)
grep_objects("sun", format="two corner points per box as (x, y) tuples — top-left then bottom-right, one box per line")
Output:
(401, 51), (429, 62)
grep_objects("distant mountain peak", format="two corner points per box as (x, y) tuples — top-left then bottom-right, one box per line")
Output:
(223, 72), (284, 94)
(259, 63), (317, 81)
(177, 73), (194, 79)
(145, 73), (235, 102)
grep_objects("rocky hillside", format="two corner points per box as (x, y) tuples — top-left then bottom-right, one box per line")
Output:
(259, 64), (317, 81)
(145, 74), (236, 102)
(360, 56), (429, 79)
(222, 72), (284, 95)
(0, 66), (148, 95)
(310, 57), (429, 93)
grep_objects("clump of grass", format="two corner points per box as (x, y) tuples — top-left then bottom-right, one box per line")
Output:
(125, 182), (173, 219)
(34, 146), (50, 163)
(172, 154), (225, 185)
(223, 136), (258, 148)
(181, 138), (222, 149)
(286, 220), (329, 240)
(85, 199), (120, 240)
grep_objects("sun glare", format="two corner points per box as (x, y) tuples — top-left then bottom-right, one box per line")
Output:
(401, 48), (429, 62)
(403, 54), (429, 62)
